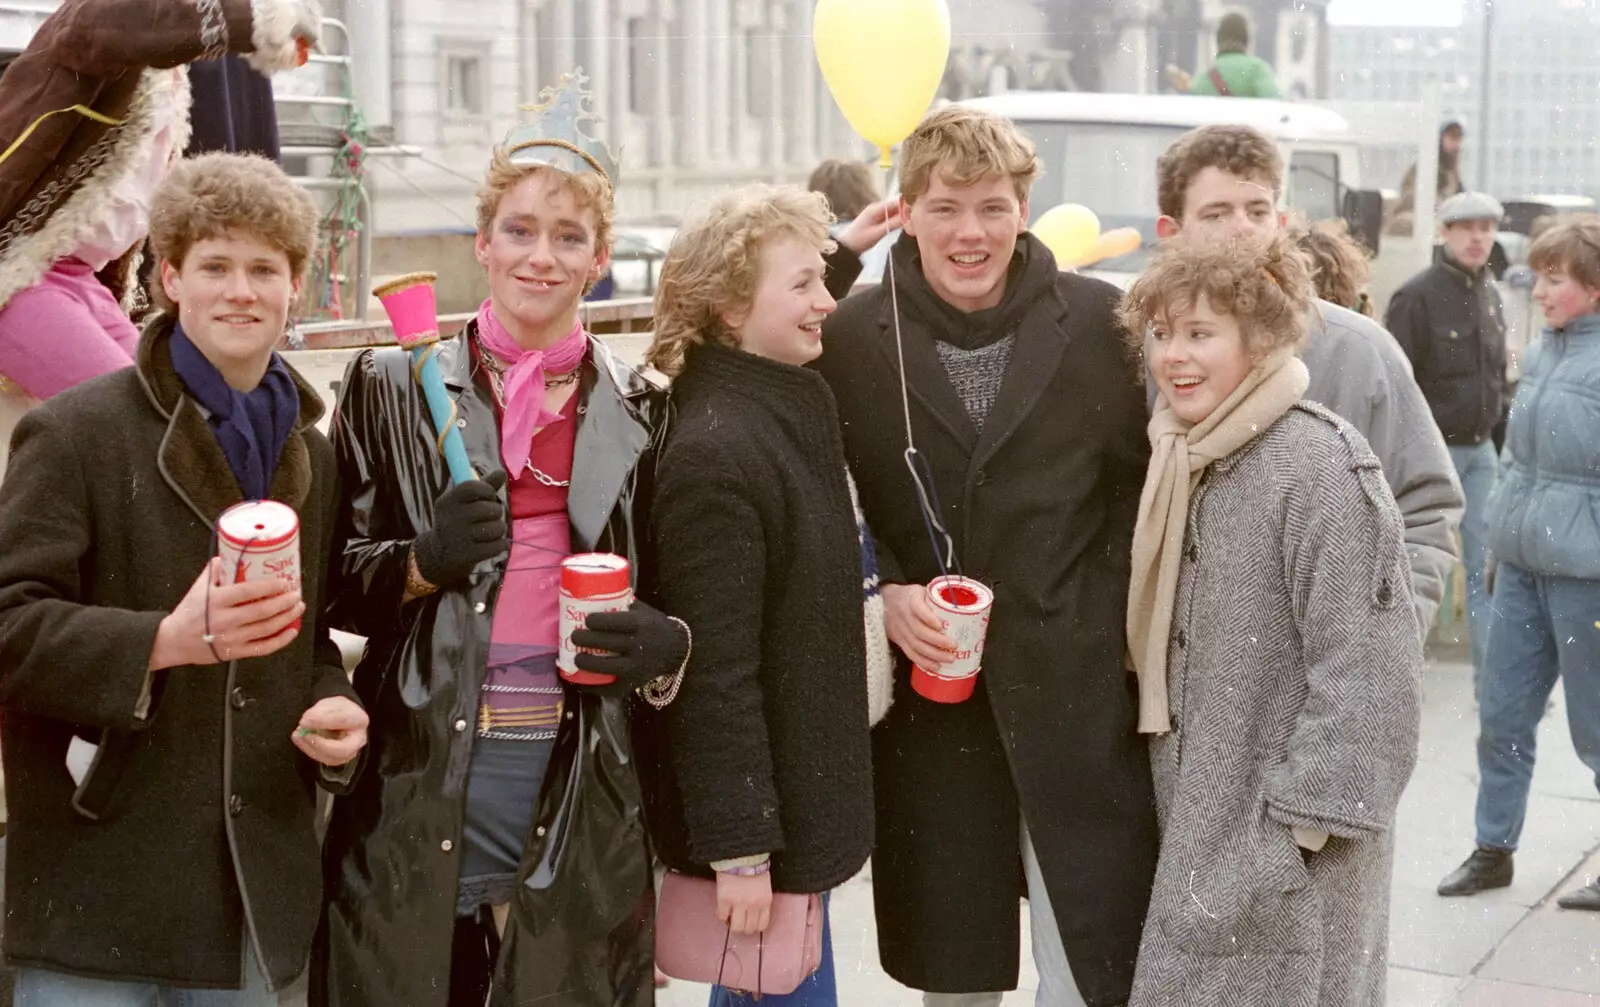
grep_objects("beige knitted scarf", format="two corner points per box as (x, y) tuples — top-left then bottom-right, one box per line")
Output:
(1127, 351), (1310, 734)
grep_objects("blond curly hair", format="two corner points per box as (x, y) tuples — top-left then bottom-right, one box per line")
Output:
(1292, 218), (1374, 316)
(475, 148), (615, 254)
(1120, 233), (1315, 360)
(645, 185), (836, 377)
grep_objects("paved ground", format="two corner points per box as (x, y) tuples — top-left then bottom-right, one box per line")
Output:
(657, 651), (1600, 1006)
(8, 650), (1589, 1005)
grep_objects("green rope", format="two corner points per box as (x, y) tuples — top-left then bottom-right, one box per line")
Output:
(307, 57), (369, 319)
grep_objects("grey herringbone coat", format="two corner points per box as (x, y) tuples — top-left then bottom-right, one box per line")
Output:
(1130, 403), (1423, 1007)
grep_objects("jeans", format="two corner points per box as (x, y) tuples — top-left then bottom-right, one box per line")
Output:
(1474, 562), (1600, 850)
(1448, 440), (1498, 685)
(921, 823), (1087, 1007)
(15, 957), (274, 1006)
(708, 893), (836, 1006)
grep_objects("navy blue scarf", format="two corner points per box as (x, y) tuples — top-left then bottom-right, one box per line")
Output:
(168, 321), (300, 501)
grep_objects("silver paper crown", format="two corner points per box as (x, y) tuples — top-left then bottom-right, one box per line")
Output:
(503, 70), (621, 185)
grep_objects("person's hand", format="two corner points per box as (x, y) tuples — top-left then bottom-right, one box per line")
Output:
(413, 472), (509, 588)
(836, 198), (904, 256)
(570, 601), (689, 697)
(292, 695), (369, 767)
(882, 583), (956, 671)
(150, 559), (305, 670)
(245, 0), (323, 74)
(1164, 63), (1192, 92)
(717, 870), (773, 936)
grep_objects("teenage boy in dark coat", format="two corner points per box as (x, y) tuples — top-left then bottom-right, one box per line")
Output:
(0, 153), (366, 1004)
(813, 105), (1159, 1007)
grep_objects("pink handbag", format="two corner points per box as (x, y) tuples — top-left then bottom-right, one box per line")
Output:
(655, 871), (823, 996)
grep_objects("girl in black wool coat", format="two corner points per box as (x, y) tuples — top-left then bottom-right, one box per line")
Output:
(637, 184), (894, 1006)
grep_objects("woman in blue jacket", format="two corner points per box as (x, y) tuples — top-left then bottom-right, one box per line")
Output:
(1438, 215), (1600, 909)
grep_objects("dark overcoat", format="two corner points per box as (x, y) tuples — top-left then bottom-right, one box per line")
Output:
(812, 261), (1160, 1004)
(313, 326), (664, 1007)
(0, 316), (357, 990)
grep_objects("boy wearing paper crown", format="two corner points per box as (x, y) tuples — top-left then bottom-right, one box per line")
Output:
(0, 0), (317, 405)
(0, 152), (367, 1003)
(314, 73), (689, 1007)
(811, 104), (1160, 1007)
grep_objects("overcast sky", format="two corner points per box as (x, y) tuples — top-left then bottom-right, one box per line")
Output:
(1325, 0), (1465, 26)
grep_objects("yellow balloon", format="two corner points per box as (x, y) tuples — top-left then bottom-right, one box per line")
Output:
(1032, 205), (1101, 267)
(1084, 227), (1144, 265)
(813, 0), (952, 167)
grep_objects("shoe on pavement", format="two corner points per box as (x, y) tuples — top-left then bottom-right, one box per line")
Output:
(1438, 847), (1514, 896)
(1557, 878), (1600, 910)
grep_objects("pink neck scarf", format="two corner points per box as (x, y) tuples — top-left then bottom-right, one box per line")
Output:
(475, 299), (587, 474)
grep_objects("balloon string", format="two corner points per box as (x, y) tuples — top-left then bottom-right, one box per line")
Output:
(882, 164), (958, 579)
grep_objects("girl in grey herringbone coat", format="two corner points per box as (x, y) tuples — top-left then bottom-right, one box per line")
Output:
(1121, 236), (1423, 1006)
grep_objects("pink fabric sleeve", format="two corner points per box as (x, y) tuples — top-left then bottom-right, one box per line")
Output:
(0, 283), (137, 400)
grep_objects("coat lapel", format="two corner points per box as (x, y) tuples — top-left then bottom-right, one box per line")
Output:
(438, 329), (509, 484)
(569, 337), (652, 552)
(440, 325), (651, 551)
(873, 296), (979, 455)
(138, 319), (327, 528)
(970, 285), (1072, 474)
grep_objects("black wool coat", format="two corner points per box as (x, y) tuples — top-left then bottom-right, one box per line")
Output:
(0, 316), (358, 990)
(811, 250), (1160, 1004)
(634, 342), (872, 895)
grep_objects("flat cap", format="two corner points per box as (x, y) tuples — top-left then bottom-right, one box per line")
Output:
(1439, 191), (1504, 224)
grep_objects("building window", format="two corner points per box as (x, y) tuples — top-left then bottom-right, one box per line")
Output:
(1288, 151), (1340, 223)
(440, 47), (487, 118)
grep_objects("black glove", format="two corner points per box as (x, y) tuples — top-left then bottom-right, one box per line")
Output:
(570, 600), (690, 698)
(412, 471), (509, 588)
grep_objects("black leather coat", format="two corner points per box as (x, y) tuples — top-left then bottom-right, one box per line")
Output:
(1385, 256), (1510, 446)
(312, 324), (664, 1007)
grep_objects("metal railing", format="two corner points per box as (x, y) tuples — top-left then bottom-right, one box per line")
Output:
(274, 17), (422, 321)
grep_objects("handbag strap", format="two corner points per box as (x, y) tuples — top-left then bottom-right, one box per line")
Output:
(716, 924), (733, 989)
(715, 920), (769, 1001)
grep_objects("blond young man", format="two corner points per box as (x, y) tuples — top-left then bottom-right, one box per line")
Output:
(813, 106), (1159, 1007)
(1153, 125), (1463, 639)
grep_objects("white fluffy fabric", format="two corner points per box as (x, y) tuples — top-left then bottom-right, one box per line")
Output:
(0, 68), (192, 315)
(850, 472), (895, 726)
(245, 0), (318, 75)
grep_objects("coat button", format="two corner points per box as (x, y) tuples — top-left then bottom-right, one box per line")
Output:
(456, 417), (468, 429)
(229, 794), (244, 816)
(454, 718), (468, 732)
(535, 826), (547, 838)
(474, 601), (487, 614)
(1377, 579), (1393, 606)
(441, 839), (454, 852)
(230, 687), (247, 710)
(1175, 629), (1187, 649)
(974, 470), (986, 486)
(1185, 543), (1199, 563)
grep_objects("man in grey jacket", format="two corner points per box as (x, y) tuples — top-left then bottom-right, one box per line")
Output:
(1152, 124), (1463, 637)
